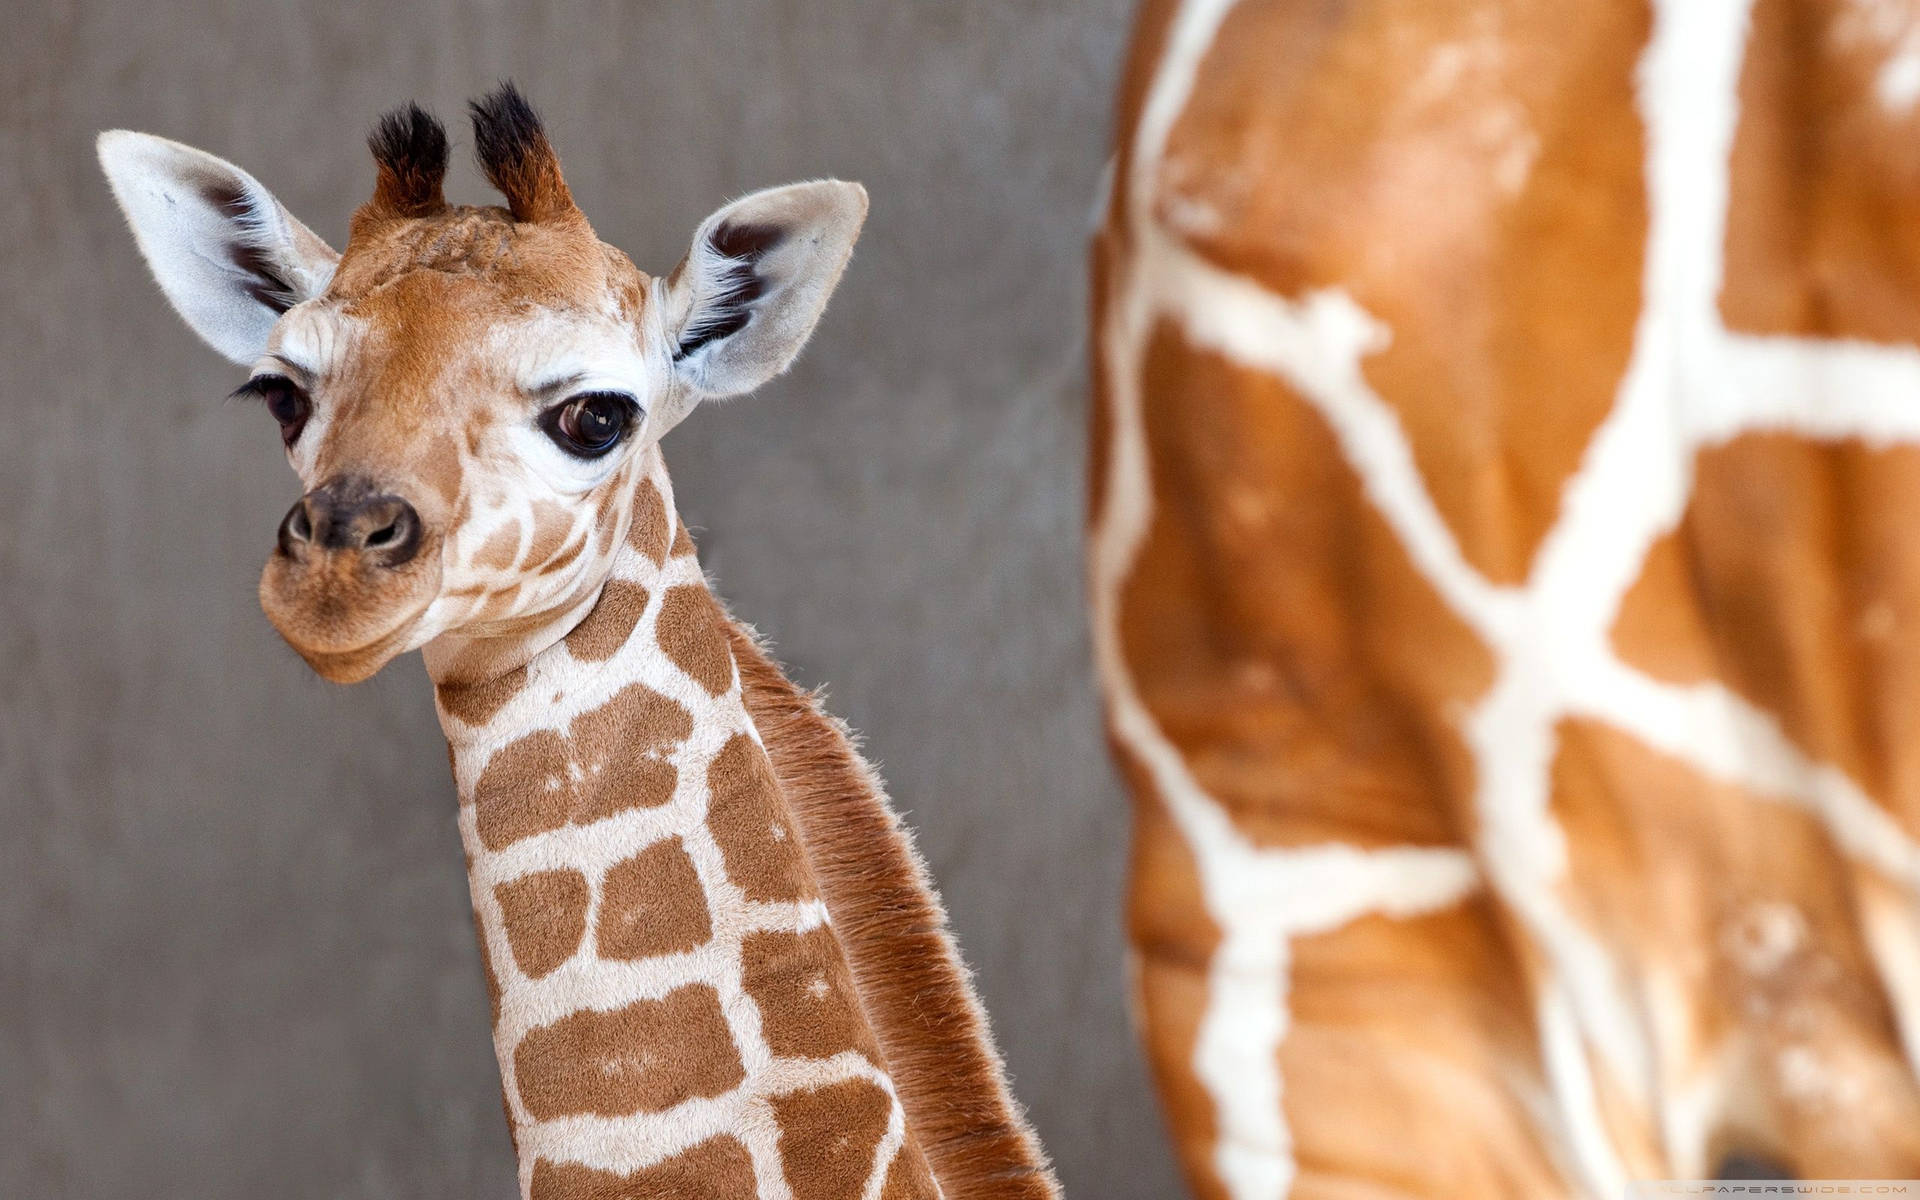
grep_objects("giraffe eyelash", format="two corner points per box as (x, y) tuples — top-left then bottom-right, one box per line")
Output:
(230, 373), (313, 445)
(228, 374), (286, 404)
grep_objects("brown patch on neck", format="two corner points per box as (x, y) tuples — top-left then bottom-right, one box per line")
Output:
(436, 664), (527, 727)
(658, 585), (736, 695)
(562, 579), (649, 662)
(472, 682), (692, 850)
(881, 1148), (939, 1200)
(772, 1079), (896, 1200)
(742, 925), (881, 1061)
(495, 869), (589, 979)
(727, 624), (1061, 1200)
(627, 478), (672, 565)
(530, 1137), (756, 1200)
(596, 837), (711, 959)
(707, 733), (814, 902)
(514, 984), (743, 1119)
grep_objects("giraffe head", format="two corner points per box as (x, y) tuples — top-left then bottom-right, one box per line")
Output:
(98, 85), (866, 682)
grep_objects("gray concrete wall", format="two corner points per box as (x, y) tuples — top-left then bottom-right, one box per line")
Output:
(3, 4), (1182, 1197)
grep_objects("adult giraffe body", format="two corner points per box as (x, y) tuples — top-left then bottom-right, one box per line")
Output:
(1094, 0), (1920, 1194)
(99, 86), (1057, 1200)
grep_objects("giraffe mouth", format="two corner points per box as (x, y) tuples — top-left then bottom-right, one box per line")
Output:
(258, 547), (443, 683)
(278, 609), (432, 684)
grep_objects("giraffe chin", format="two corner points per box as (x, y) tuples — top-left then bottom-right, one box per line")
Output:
(258, 561), (441, 684)
(277, 618), (425, 684)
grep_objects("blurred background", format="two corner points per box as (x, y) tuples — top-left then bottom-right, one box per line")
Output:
(1, 4), (1185, 1197)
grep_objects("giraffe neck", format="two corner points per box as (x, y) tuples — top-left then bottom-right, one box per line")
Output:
(428, 458), (939, 1200)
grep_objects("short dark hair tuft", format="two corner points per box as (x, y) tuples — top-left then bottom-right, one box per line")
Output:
(468, 81), (574, 223)
(366, 102), (449, 219)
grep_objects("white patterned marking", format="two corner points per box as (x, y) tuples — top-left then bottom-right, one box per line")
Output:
(1092, 0), (1920, 1195)
(445, 452), (913, 1200)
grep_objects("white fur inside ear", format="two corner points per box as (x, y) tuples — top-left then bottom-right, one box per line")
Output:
(664, 179), (868, 401)
(97, 130), (338, 365)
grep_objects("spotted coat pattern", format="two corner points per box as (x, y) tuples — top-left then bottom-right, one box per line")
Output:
(440, 456), (938, 1200)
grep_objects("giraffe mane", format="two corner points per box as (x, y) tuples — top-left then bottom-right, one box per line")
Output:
(727, 621), (1062, 1200)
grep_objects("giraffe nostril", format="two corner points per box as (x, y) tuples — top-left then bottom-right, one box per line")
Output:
(278, 498), (314, 556)
(279, 483), (422, 566)
(359, 498), (421, 566)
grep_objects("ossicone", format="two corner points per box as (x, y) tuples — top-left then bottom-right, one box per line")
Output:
(468, 80), (578, 225)
(365, 102), (450, 219)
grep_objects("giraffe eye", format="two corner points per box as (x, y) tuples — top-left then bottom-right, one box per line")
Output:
(541, 391), (638, 459)
(232, 373), (312, 447)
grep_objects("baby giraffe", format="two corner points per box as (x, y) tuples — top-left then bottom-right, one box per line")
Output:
(98, 86), (1058, 1200)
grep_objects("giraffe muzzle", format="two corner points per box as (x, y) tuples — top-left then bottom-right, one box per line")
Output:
(259, 476), (443, 683)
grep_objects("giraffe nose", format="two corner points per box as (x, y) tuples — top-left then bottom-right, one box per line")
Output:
(278, 479), (422, 567)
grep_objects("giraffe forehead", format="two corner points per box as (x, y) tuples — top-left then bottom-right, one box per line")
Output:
(282, 273), (648, 447)
(347, 262), (650, 391)
(329, 204), (638, 305)
(269, 205), (655, 447)
(281, 281), (498, 484)
(341, 206), (523, 286)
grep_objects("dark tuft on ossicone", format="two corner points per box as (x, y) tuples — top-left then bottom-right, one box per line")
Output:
(366, 102), (450, 219)
(468, 81), (576, 224)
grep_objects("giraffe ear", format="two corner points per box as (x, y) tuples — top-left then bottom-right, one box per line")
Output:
(97, 131), (339, 365)
(661, 180), (867, 402)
